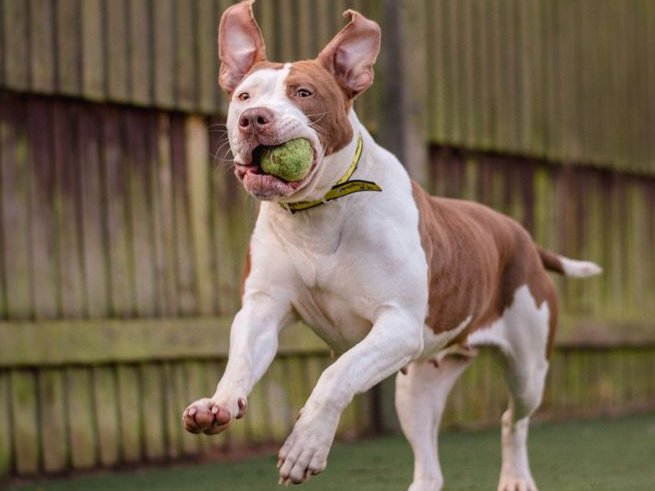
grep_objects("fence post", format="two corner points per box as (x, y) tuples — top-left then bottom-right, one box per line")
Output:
(379, 0), (429, 187)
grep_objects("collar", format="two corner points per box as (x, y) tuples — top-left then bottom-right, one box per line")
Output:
(279, 133), (382, 214)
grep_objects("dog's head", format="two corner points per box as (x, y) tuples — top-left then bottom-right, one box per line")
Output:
(219, 0), (380, 201)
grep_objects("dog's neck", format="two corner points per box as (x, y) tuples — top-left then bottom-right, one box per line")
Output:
(286, 109), (368, 204)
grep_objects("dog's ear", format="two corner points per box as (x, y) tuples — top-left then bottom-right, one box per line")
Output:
(317, 10), (381, 98)
(218, 0), (267, 93)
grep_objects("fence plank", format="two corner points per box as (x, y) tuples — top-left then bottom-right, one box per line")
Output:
(1, 0), (28, 90)
(38, 369), (68, 473)
(141, 364), (166, 461)
(103, 108), (133, 316)
(197, 0), (219, 113)
(129, 0), (151, 105)
(126, 111), (157, 317)
(163, 362), (182, 459)
(106, 0), (129, 101)
(0, 371), (12, 476)
(53, 103), (85, 318)
(153, 114), (179, 316)
(117, 365), (143, 463)
(0, 99), (32, 319)
(27, 98), (58, 319)
(174, 0), (196, 110)
(186, 117), (213, 315)
(92, 366), (120, 467)
(29, 0), (55, 93)
(152, 0), (175, 108)
(10, 370), (39, 475)
(80, 0), (104, 100)
(79, 109), (109, 317)
(264, 359), (291, 442)
(55, 0), (81, 95)
(171, 115), (197, 315)
(66, 368), (97, 469)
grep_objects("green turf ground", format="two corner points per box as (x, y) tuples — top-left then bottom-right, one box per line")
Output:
(10, 413), (655, 491)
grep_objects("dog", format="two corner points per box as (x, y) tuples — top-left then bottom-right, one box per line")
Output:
(182, 2), (601, 490)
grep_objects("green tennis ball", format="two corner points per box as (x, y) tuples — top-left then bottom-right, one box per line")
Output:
(259, 138), (313, 182)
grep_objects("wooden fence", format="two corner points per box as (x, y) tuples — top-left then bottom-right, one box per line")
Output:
(1, 0), (654, 173)
(1, 0), (654, 482)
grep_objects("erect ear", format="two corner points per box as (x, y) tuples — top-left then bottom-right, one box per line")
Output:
(218, 0), (267, 93)
(316, 10), (381, 98)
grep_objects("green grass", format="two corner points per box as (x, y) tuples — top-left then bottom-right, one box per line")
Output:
(10, 413), (655, 491)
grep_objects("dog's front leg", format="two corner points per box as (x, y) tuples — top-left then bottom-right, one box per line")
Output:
(278, 307), (424, 485)
(183, 294), (292, 435)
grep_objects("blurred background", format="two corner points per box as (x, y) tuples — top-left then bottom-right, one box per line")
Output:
(0, 0), (654, 484)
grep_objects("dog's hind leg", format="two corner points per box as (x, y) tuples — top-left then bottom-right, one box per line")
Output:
(395, 355), (475, 491)
(471, 286), (552, 491)
(496, 354), (548, 491)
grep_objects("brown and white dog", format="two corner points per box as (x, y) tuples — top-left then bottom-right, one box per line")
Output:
(183, 2), (601, 490)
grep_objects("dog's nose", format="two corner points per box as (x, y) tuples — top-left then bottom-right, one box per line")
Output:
(238, 107), (275, 134)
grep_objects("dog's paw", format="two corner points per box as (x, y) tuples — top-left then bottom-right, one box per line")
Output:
(182, 397), (247, 435)
(497, 475), (538, 491)
(277, 420), (334, 485)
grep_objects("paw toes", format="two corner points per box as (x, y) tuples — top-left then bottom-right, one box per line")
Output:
(182, 399), (232, 434)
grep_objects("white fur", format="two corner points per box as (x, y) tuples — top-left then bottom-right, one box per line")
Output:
(558, 256), (603, 278)
(468, 285), (550, 491)
(186, 63), (553, 490)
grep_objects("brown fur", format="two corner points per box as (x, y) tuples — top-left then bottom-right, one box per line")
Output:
(287, 61), (354, 156)
(411, 182), (558, 357)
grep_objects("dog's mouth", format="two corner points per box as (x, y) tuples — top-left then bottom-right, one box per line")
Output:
(234, 143), (318, 200)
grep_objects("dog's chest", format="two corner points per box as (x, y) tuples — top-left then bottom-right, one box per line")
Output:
(287, 249), (375, 352)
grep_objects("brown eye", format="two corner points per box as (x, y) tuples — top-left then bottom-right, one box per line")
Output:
(237, 92), (250, 101)
(295, 88), (313, 98)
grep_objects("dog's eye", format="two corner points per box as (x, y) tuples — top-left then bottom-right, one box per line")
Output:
(237, 92), (250, 101)
(295, 88), (313, 98)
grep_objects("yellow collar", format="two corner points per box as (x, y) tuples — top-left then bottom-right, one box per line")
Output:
(279, 134), (382, 214)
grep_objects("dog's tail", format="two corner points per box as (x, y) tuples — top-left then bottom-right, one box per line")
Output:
(537, 246), (602, 278)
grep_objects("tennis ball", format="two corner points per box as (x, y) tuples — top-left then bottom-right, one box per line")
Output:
(259, 138), (313, 182)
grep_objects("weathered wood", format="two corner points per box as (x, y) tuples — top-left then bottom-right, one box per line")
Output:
(174, 0), (196, 110)
(117, 365), (142, 463)
(55, 0), (82, 95)
(10, 370), (39, 474)
(66, 368), (97, 469)
(264, 359), (291, 441)
(27, 98), (58, 318)
(140, 364), (166, 461)
(1, 0), (29, 90)
(80, 0), (104, 100)
(38, 369), (68, 473)
(152, 0), (175, 108)
(129, 0), (151, 105)
(170, 115), (197, 315)
(162, 362), (182, 459)
(106, 0), (129, 101)
(126, 110), (157, 317)
(92, 366), (120, 467)
(196, 0), (219, 113)
(79, 108), (109, 317)
(186, 116), (213, 315)
(0, 370), (12, 476)
(0, 98), (32, 319)
(0, 318), (328, 367)
(153, 114), (179, 316)
(102, 108), (133, 316)
(29, 0), (56, 93)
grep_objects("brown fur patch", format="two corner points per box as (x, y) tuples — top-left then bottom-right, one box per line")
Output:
(286, 61), (354, 156)
(411, 182), (558, 357)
